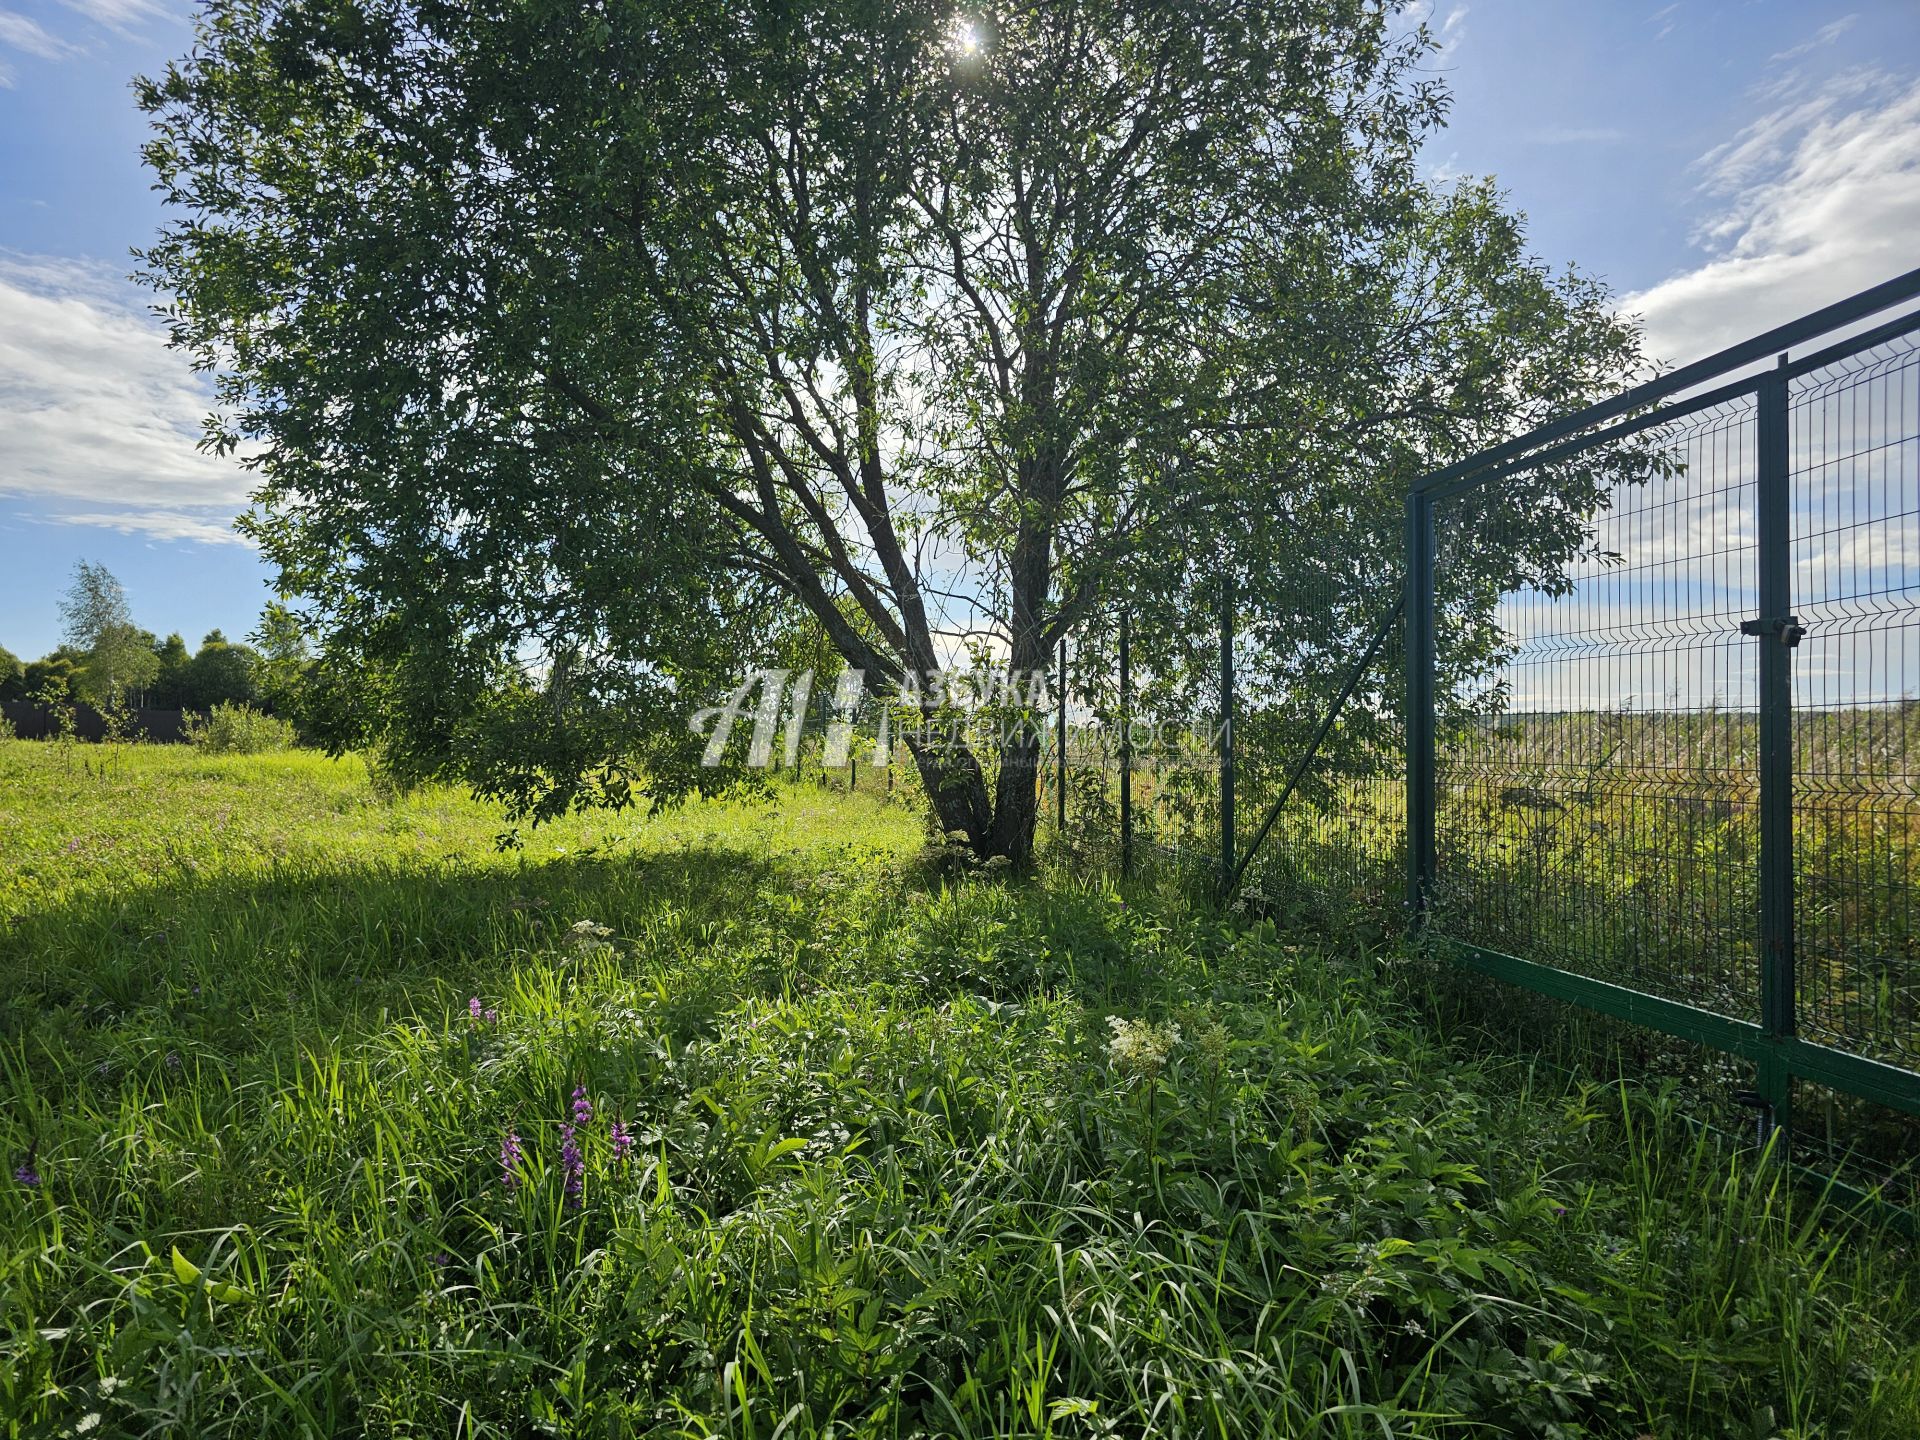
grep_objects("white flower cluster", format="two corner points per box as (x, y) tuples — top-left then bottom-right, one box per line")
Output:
(567, 919), (616, 956)
(1106, 1016), (1181, 1082)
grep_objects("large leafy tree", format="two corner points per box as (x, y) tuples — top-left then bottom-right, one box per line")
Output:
(140, 0), (1651, 859)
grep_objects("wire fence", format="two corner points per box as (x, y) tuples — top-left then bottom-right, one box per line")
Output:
(1045, 272), (1920, 1215)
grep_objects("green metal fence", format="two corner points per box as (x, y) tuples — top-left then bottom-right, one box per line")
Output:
(1050, 270), (1920, 1206)
(1404, 271), (1920, 1192)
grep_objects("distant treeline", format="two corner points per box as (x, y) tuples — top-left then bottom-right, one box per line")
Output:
(0, 629), (268, 712)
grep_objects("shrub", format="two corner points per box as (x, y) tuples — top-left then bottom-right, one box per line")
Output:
(186, 702), (295, 754)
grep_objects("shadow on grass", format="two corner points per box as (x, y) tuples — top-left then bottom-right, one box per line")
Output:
(0, 834), (1211, 1102)
(1, 844), (822, 1081)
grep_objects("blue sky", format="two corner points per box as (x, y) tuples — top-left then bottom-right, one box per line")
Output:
(1, 0), (1917, 659)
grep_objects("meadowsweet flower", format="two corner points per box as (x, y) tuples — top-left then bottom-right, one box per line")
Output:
(1189, 1017), (1230, 1076)
(500, 1130), (524, 1191)
(610, 1118), (634, 1165)
(1106, 1016), (1181, 1082)
(566, 920), (615, 957)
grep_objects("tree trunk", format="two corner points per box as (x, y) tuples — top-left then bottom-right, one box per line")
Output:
(903, 730), (993, 848)
(980, 508), (1054, 866)
(986, 725), (1042, 865)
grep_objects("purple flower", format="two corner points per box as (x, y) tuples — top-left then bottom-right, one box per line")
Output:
(1553, 1206), (1567, 1218)
(469, 998), (500, 1027)
(485, 1008), (499, 1025)
(571, 1085), (593, 1128)
(499, 1130), (524, 1191)
(469, 997), (483, 1022)
(13, 1161), (41, 1188)
(560, 1125), (585, 1208)
(610, 1118), (634, 1166)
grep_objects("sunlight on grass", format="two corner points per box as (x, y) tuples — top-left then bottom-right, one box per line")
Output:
(1, 741), (1915, 1436)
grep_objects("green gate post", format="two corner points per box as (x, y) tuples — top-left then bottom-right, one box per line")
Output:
(1405, 491), (1437, 924)
(1119, 609), (1133, 880)
(1754, 354), (1798, 1143)
(1219, 577), (1235, 890)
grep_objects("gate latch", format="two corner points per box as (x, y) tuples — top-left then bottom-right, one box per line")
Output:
(1741, 615), (1806, 647)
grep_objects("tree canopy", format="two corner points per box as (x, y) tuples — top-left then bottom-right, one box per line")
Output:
(140, 0), (1655, 857)
(57, 562), (160, 710)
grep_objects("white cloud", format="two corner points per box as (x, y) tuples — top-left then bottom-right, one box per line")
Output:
(1621, 70), (1920, 366)
(0, 0), (170, 78)
(0, 9), (79, 60)
(56, 0), (170, 38)
(1770, 15), (1858, 65)
(0, 254), (253, 545)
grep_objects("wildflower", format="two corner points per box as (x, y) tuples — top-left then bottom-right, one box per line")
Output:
(468, 997), (499, 1027)
(610, 1118), (634, 1166)
(571, 1085), (593, 1129)
(500, 1130), (524, 1191)
(1553, 1206), (1568, 1219)
(566, 920), (615, 957)
(13, 1159), (41, 1188)
(560, 1128), (585, 1208)
(1106, 1016), (1181, 1083)
(1189, 1017), (1230, 1076)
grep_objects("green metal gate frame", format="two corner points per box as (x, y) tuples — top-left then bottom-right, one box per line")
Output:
(1404, 269), (1920, 1155)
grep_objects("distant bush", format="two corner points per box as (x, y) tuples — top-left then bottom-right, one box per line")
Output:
(186, 702), (296, 754)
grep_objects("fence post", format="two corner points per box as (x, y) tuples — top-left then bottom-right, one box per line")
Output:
(1219, 576), (1235, 889)
(1057, 635), (1068, 834)
(1755, 354), (1798, 1142)
(1405, 491), (1437, 924)
(1119, 608), (1132, 879)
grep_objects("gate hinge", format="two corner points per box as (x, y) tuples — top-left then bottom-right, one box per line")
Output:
(1740, 615), (1806, 647)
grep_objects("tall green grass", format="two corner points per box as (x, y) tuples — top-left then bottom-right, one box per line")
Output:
(1, 742), (1916, 1436)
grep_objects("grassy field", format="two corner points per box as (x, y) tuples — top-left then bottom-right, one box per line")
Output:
(3, 742), (1919, 1437)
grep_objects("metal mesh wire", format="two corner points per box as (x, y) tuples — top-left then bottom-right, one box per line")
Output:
(1233, 610), (1407, 934)
(1045, 625), (1226, 883)
(1045, 586), (1407, 917)
(1038, 294), (1920, 1208)
(1789, 332), (1920, 1070)
(1431, 397), (1763, 1020)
